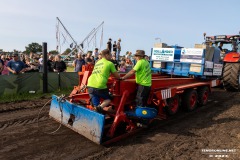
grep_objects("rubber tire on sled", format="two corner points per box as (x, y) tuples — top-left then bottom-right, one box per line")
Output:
(222, 63), (240, 91)
(182, 89), (198, 112)
(165, 94), (180, 115)
(197, 86), (209, 107)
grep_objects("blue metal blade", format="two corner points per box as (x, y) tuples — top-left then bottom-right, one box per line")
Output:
(49, 95), (105, 144)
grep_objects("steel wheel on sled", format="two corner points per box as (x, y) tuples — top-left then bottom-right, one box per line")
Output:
(165, 94), (180, 115)
(182, 89), (198, 111)
(197, 86), (209, 107)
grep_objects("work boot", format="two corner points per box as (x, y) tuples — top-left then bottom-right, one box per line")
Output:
(93, 105), (103, 113)
(105, 106), (116, 114)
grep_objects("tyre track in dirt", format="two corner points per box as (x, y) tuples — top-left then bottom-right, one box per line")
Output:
(0, 98), (104, 160)
(84, 89), (240, 160)
(0, 120), (104, 160)
(0, 102), (49, 131)
(0, 89), (239, 160)
(0, 98), (52, 131)
(0, 112), (48, 131)
(0, 98), (50, 113)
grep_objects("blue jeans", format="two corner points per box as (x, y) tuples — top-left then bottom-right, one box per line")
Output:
(136, 85), (151, 107)
(87, 87), (111, 107)
(116, 50), (121, 60)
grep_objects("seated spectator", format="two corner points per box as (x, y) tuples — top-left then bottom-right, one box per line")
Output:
(53, 55), (67, 72)
(1, 55), (9, 75)
(119, 60), (127, 72)
(7, 53), (26, 74)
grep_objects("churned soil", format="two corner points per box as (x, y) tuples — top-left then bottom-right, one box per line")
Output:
(0, 88), (239, 160)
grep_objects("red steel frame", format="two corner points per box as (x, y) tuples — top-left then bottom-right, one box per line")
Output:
(68, 71), (221, 143)
(223, 52), (240, 63)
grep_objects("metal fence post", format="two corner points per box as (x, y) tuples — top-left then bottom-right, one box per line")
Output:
(43, 42), (48, 93)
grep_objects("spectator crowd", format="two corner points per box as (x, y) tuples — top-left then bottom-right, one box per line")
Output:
(0, 38), (150, 75)
(0, 52), (67, 75)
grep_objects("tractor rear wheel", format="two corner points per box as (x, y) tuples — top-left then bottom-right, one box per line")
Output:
(165, 94), (179, 115)
(182, 89), (198, 111)
(197, 86), (209, 107)
(222, 63), (240, 91)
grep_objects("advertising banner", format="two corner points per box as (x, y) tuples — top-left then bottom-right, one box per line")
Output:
(190, 64), (202, 73)
(180, 48), (203, 64)
(152, 48), (175, 62)
(204, 68), (213, 76)
(213, 63), (223, 76)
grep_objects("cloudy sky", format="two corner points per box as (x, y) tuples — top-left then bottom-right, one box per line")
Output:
(0, 0), (239, 55)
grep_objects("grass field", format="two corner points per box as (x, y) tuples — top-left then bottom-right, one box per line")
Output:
(0, 89), (72, 103)
(67, 66), (74, 72)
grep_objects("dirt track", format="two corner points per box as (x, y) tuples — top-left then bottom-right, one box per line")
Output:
(0, 88), (239, 160)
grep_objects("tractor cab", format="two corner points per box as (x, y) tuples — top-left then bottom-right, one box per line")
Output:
(204, 34), (240, 62)
(204, 33), (240, 91)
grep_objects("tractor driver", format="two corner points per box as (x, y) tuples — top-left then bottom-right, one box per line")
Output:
(218, 42), (225, 60)
(120, 50), (152, 107)
(218, 42), (224, 52)
(87, 49), (120, 113)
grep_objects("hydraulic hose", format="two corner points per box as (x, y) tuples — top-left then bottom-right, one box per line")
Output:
(37, 95), (66, 135)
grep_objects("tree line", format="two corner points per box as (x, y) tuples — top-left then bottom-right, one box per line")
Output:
(0, 42), (74, 55)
